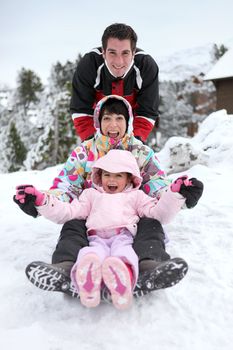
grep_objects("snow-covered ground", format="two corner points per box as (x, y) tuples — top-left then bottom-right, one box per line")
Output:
(0, 110), (233, 350)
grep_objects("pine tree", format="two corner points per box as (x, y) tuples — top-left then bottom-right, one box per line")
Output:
(16, 68), (44, 112)
(6, 122), (27, 172)
(51, 91), (77, 164)
(212, 43), (228, 62)
(1, 55), (85, 172)
(24, 57), (79, 170)
(47, 58), (80, 163)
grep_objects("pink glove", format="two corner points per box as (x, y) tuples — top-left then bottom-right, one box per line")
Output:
(170, 175), (191, 192)
(15, 185), (45, 206)
(171, 175), (204, 208)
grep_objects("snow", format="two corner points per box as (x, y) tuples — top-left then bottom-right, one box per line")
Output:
(157, 44), (214, 82)
(1, 110), (233, 350)
(204, 48), (233, 80)
(158, 109), (233, 173)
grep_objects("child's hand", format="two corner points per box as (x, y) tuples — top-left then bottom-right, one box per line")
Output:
(13, 185), (45, 218)
(171, 176), (204, 208)
(15, 185), (45, 205)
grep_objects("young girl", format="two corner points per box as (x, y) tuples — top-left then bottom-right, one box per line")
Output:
(16, 150), (187, 310)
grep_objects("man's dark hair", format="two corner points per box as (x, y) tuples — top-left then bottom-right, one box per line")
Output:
(99, 98), (129, 125)
(102, 23), (138, 52)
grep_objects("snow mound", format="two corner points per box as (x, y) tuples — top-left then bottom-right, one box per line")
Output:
(158, 109), (233, 174)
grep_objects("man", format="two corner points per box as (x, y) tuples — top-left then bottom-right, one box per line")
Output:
(71, 22), (159, 142)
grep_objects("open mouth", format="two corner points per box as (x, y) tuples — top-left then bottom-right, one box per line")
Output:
(108, 132), (119, 139)
(107, 185), (118, 193)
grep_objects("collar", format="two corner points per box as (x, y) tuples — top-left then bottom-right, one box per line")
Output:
(104, 59), (134, 79)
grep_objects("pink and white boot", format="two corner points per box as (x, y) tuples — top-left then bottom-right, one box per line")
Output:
(102, 257), (133, 310)
(75, 253), (102, 308)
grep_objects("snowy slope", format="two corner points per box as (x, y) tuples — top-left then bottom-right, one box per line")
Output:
(157, 44), (214, 81)
(204, 48), (233, 80)
(1, 111), (233, 350)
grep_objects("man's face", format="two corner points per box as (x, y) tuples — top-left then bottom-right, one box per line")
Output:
(103, 38), (135, 77)
(101, 113), (127, 142)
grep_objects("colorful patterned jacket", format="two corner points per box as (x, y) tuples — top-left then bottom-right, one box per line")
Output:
(48, 95), (170, 202)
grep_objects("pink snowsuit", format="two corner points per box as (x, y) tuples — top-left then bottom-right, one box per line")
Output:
(37, 150), (185, 289)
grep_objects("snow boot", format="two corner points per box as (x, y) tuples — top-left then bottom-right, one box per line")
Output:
(25, 260), (111, 301)
(102, 257), (133, 310)
(134, 257), (188, 297)
(25, 257), (188, 301)
(25, 260), (79, 296)
(75, 254), (102, 308)
(139, 258), (161, 273)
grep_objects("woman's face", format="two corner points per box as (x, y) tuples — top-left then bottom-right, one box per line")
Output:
(100, 113), (127, 142)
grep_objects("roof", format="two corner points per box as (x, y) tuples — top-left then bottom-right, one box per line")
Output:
(204, 48), (233, 81)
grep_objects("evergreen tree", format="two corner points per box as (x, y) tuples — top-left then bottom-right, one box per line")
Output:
(0, 109), (11, 173)
(49, 54), (82, 93)
(1, 55), (85, 172)
(24, 123), (55, 170)
(212, 43), (228, 62)
(6, 122), (27, 172)
(44, 57), (81, 164)
(16, 68), (44, 112)
(157, 76), (216, 148)
(25, 62), (78, 170)
(51, 91), (77, 164)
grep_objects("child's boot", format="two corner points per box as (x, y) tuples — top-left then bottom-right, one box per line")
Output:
(75, 253), (102, 308)
(102, 257), (133, 310)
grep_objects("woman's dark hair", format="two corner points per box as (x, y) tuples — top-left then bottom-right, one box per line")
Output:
(99, 98), (129, 125)
(102, 23), (137, 52)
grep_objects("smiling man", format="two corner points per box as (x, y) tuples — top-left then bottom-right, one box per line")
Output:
(70, 23), (160, 142)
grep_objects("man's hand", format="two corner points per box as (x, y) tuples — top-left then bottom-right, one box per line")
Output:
(171, 176), (204, 208)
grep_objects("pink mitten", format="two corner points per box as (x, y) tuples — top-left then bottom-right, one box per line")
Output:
(170, 176), (191, 192)
(15, 185), (45, 206)
(171, 176), (204, 208)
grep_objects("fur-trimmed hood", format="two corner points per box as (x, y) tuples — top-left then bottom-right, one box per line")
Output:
(91, 150), (142, 189)
(93, 95), (134, 135)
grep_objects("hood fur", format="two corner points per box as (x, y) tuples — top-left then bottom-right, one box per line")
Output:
(93, 95), (134, 135)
